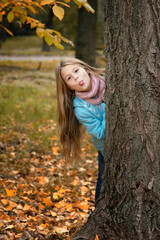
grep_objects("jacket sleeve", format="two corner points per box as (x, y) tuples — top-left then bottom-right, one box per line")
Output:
(74, 103), (106, 139)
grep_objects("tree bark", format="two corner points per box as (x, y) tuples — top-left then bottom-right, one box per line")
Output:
(75, 0), (97, 66)
(70, 0), (160, 239)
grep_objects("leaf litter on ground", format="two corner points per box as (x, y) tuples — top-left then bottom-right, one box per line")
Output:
(0, 62), (98, 239)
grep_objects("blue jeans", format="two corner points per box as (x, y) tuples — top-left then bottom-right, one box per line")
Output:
(95, 151), (104, 201)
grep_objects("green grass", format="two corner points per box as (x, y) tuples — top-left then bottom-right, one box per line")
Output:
(0, 63), (59, 158)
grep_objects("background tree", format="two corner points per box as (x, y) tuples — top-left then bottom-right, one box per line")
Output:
(42, 6), (54, 51)
(70, 0), (160, 239)
(76, 0), (97, 66)
(0, 0), (94, 49)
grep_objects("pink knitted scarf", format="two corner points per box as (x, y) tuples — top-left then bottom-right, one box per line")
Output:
(75, 74), (105, 105)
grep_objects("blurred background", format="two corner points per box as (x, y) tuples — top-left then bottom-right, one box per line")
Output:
(0, 1), (105, 239)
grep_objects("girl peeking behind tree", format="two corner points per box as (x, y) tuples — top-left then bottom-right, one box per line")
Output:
(55, 57), (105, 202)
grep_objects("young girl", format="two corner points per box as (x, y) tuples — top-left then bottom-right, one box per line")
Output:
(55, 57), (105, 202)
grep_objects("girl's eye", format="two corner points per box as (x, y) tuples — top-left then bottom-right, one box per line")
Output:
(67, 76), (71, 81)
(75, 68), (79, 73)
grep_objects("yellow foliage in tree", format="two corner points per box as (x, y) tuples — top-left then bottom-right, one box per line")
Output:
(0, 0), (95, 48)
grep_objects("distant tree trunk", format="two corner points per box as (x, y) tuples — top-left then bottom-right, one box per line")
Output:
(75, 0), (97, 66)
(70, 0), (160, 239)
(0, 14), (8, 45)
(42, 6), (53, 52)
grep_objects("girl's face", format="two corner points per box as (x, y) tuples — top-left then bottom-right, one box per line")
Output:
(61, 64), (92, 92)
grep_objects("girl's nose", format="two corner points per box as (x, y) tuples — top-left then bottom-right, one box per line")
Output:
(73, 75), (78, 80)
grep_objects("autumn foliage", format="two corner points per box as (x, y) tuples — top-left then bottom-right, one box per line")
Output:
(0, 0), (94, 49)
(0, 61), (98, 239)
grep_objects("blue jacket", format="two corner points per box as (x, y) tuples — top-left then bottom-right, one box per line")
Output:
(73, 96), (105, 155)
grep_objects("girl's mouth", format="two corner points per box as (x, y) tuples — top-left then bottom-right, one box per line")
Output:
(79, 80), (84, 86)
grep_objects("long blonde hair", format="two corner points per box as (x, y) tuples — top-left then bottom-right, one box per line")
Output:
(55, 57), (105, 159)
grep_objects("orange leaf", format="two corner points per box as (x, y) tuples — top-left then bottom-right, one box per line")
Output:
(38, 223), (49, 230)
(1, 199), (8, 205)
(80, 186), (89, 193)
(65, 203), (73, 211)
(50, 210), (57, 217)
(39, 202), (45, 211)
(6, 205), (13, 211)
(37, 176), (49, 185)
(52, 192), (64, 200)
(76, 201), (89, 211)
(5, 187), (16, 197)
(55, 200), (65, 208)
(72, 179), (80, 186)
(23, 204), (31, 211)
(43, 197), (54, 207)
(95, 234), (99, 240)
(52, 146), (59, 155)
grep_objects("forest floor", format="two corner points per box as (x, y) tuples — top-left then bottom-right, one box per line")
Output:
(0, 39), (105, 239)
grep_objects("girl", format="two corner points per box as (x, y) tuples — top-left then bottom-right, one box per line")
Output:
(55, 57), (105, 202)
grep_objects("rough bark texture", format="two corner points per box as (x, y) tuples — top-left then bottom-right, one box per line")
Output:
(70, 0), (160, 239)
(75, 0), (97, 66)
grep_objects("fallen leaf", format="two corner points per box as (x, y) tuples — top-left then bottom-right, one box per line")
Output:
(52, 146), (59, 155)
(38, 223), (49, 230)
(95, 234), (99, 240)
(53, 227), (68, 234)
(37, 176), (49, 185)
(50, 210), (57, 217)
(1, 199), (8, 205)
(5, 187), (16, 197)
(76, 201), (89, 211)
(43, 197), (54, 207)
(53, 192), (64, 200)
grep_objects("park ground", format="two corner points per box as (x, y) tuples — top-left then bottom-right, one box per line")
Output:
(0, 36), (104, 240)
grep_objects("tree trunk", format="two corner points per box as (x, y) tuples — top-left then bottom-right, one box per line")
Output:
(75, 0), (97, 66)
(70, 0), (160, 239)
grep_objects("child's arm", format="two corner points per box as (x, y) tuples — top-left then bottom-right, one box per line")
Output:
(74, 104), (105, 139)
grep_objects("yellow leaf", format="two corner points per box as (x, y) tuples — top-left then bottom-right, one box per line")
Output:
(5, 187), (16, 197)
(41, 0), (55, 5)
(53, 192), (64, 200)
(27, 5), (37, 14)
(30, 22), (37, 29)
(36, 27), (44, 38)
(7, 11), (14, 22)
(44, 34), (54, 46)
(52, 5), (64, 21)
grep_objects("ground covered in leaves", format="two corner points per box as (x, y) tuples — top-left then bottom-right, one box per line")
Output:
(0, 61), (98, 240)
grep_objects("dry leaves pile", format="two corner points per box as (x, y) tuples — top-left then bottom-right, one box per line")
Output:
(0, 129), (98, 239)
